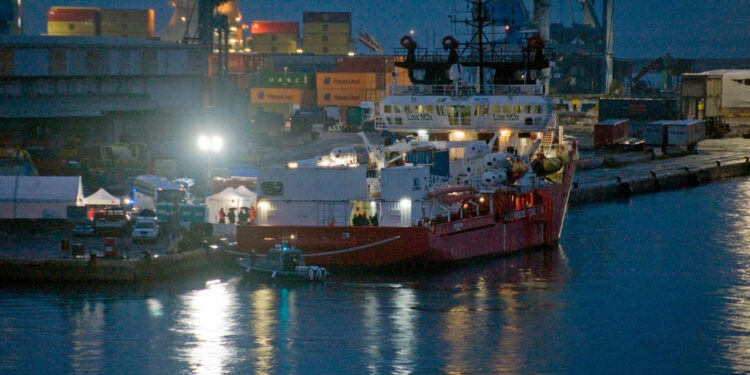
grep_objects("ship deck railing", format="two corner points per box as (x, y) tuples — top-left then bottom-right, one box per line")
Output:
(387, 84), (543, 97)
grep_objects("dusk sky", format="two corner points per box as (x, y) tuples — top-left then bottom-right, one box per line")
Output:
(23, 0), (750, 58)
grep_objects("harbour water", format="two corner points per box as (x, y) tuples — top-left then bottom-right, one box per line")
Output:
(3, 178), (750, 374)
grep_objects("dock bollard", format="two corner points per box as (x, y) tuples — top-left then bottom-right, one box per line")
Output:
(650, 171), (661, 191)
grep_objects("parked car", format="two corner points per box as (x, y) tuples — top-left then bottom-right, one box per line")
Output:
(132, 218), (160, 243)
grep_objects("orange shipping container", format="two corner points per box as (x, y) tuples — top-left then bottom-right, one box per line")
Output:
(317, 89), (382, 107)
(251, 87), (315, 106)
(316, 72), (377, 90)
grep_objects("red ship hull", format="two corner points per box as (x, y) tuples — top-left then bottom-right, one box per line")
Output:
(237, 158), (575, 267)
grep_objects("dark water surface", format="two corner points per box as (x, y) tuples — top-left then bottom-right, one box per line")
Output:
(3, 178), (750, 374)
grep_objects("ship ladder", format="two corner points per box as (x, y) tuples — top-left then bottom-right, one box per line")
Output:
(541, 131), (555, 151)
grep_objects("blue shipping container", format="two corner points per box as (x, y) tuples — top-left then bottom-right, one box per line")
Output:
(405, 150), (449, 176)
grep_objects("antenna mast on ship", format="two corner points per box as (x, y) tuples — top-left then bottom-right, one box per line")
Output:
(451, 0), (494, 87)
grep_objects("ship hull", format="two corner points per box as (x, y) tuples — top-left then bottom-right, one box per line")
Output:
(237, 155), (575, 267)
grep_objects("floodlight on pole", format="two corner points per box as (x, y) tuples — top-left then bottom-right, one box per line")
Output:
(197, 134), (223, 192)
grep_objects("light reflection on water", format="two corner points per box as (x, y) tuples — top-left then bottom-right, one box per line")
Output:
(721, 179), (750, 373)
(174, 279), (238, 375)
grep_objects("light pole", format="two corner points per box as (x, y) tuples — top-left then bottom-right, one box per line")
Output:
(197, 134), (223, 194)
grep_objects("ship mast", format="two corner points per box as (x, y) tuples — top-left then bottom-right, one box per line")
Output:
(455, 0), (494, 87)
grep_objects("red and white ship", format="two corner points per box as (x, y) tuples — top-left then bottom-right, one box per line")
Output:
(237, 0), (578, 267)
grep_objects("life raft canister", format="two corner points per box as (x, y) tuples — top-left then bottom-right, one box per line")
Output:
(442, 35), (459, 50)
(400, 35), (417, 49)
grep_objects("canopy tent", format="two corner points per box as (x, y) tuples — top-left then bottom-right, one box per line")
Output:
(0, 176), (84, 219)
(235, 185), (257, 207)
(83, 188), (121, 206)
(205, 187), (254, 223)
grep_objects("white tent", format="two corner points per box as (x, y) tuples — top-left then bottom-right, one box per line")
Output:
(0, 176), (84, 219)
(235, 185), (257, 208)
(83, 188), (121, 206)
(205, 187), (245, 223)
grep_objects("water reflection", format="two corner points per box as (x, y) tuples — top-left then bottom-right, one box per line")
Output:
(70, 300), (105, 375)
(390, 289), (417, 374)
(176, 280), (238, 375)
(721, 179), (750, 373)
(249, 288), (276, 375)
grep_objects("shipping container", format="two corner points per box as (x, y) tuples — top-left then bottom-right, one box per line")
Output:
(259, 71), (315, 89)
(303, 22), (351, 35)
(335, 56), (394, 73)
(304, 32), (350, 45)
(317, 89), (382, 107)
(598, 98), (677, 122)
(380, 166), (429, 200)
(250, 33), (298, 44)
(100, 9), (154, 37)
(316, 72), (377, 90)
(250, 103), (295, 118)
(303, 44), (351, 55)
(667, 119), (706, 146)
(258, 165), (365, 201)
(251, 87), (316, 106)
(405, 150), (450, 176)
(303, 12), (351, 24)
(594, 119), (629, 148)
(47, 21), (99, 36)
(642, 120), (672, 146)
(47, 7), (100, 23)
(250, 21), (298, 35)
(249, 42), (298, 54)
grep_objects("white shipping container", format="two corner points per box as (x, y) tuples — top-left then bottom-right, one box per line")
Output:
(667, 119), (706, 146)
(283, 166), (366, 201)
(380, 166), (430, 201)
(642, 120), (672, 146)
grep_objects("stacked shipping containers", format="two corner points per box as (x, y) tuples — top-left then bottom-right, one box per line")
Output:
(47, 7), (154, 39)
(47, 7), (101, 36)
(302, 12), (352, 55)
(100, 9), (154, 39)
(250, 70), (316, 121)
(248, 21), (298, 54)
(316, 72), (385, 112)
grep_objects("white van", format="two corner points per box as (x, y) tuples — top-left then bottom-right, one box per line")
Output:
(132, 217), (160, 243)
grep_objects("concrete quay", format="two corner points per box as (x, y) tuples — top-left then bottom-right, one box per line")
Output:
(0, 248), (234, 284)
(570, 138), (750, 205)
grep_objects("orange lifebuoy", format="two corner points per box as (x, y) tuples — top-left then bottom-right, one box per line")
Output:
(400, 35), (417, 49)
(442, 35), (459, 50)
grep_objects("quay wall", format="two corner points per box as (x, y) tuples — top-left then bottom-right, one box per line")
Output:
(0, 249), (234, 284)
(569, 158), (750, 205)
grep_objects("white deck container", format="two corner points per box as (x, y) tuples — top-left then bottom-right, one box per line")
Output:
(667, 119), (706, 146)
(380, 166), (430, 201)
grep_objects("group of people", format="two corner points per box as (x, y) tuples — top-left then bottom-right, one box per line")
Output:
(218, 206), (256, 225)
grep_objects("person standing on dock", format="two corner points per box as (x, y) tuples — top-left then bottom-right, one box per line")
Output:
(228, 209), (236, 225)
(218, 208), (226, 224)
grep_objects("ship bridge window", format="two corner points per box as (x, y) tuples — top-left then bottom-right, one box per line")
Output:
(425, 105), (433, 113)
(461, 106), (471, 126)
(523, 105), (531, 113)
(513, 105), (520, 113)
(394, 105), (403, 114)
(533, 105), (542, 114)
(448, 106), (458, 126)
(386, 117), (392, 125)
(503, 105), (511, 114)
(492, 105), (501, 114)
(384, 105), (392, 113)
(395, 117), (403, 125)
(525, 117), (533, 126)
(404, 105), (413, 114)
(535, 117), (542, 125)
(416, 105), (424, 114)
(474, 105), (488, 116)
